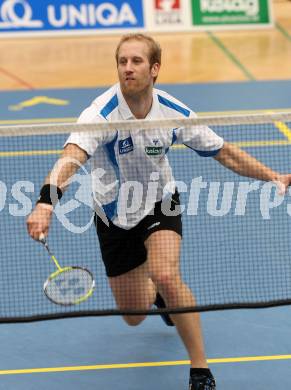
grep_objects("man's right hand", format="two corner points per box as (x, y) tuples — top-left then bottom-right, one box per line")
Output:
(27, 203), (53, 241)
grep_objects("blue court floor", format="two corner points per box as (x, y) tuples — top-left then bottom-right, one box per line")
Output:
(0, 308), (291, 389)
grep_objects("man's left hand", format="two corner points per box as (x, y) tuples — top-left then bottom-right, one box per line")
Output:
(273, 174), (291, 195)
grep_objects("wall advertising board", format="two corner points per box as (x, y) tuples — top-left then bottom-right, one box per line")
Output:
(0, 0), (145, 35)
(191, 0), (272, 29)
(0, 0), (273, 36)
(144, 0), (191, 31)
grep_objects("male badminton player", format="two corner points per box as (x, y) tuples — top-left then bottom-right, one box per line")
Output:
(27, 33), (291, 390)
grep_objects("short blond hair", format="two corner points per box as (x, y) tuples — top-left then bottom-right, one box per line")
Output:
(115, 33), (161, 82)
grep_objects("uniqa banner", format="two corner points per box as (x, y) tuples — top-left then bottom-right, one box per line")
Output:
(0, 0), (144, 33)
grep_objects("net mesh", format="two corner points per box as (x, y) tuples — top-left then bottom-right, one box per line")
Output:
(1, 112), (291, 322)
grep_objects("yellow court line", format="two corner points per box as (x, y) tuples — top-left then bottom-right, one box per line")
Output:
(208, 355), (291, 363)
(233, 139), (290, 148)
(274, 121), (291, 142)
(0, 150), (62, 157)
(172, 139), (291, 149)
(1, 139), (290, 158)
(198, 108), (291, 116)
(1, 108), (291, 126)
(0, 117), (76, 125)
(1, 355), (291, 375)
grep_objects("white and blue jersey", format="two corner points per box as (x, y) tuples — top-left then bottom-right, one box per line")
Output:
(65, 83), (224, 228)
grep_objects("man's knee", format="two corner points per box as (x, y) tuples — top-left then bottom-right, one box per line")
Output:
(123, 315), (147, 326)
(151, 269), (179, 291)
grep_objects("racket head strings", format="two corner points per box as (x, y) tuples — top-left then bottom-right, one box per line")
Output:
(44, 266), (95, 306)
(39, 235), (95, 306)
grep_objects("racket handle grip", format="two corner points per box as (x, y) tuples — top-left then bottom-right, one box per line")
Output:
(39, 233), (46, 243)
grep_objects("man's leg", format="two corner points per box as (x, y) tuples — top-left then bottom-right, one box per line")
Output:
(95, 213), (156, 326)
(108, 262), (156, 326)
(145, 230), (208, 368)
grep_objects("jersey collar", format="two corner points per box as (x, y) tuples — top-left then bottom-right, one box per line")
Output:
(117, 84), (135, 120)
(116, 84), (160, 120)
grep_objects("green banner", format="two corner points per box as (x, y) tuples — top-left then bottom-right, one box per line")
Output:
(192, 0), (271, 26)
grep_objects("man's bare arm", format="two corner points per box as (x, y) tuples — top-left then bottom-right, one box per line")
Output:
(44, 143), (88, 191)
(214, 141), (291, 194)
(214, 142), (278, 181)
(27, 143), (88, 240)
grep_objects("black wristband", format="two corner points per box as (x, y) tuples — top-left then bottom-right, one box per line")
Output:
(37, 184), (63, 207)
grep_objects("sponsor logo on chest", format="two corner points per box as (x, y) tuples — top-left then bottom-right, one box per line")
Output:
(145, 138), (163, 156)
(119, 137), (134, 154)
(145, 146), (163, 156)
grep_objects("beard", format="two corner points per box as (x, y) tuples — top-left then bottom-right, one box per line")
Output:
(120, 79), (151, 99)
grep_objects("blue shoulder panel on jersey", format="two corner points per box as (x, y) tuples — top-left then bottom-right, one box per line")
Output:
(157, 95), (190, 117)
(100, 94), (118, 119)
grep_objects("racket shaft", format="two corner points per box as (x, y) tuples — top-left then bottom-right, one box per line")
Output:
(39, 235), (62, 271)
(50, 254), (62, 271)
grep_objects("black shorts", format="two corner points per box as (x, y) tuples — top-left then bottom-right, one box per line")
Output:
(94, 191), (182, 277)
